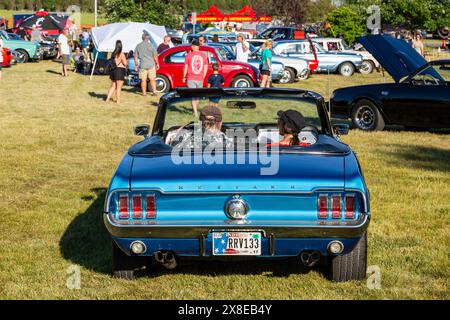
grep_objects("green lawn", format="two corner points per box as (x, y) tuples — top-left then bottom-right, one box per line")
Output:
(0, 60), (448, 299)
(0, 9), (107, 25)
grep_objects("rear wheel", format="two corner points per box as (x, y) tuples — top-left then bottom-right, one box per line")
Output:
(328, 232), (367, 282)
(359, 60), (375, 74)
(351, 99), (385, 131)
(297, 68), (310, 81)
(154, 74), (171, 93)
(338, 62), (355, 76)
(15, 49), (29, 63)
(279, 67), (296, 83)
(112, 240), (148, 279)
(231, 75), (253, 88)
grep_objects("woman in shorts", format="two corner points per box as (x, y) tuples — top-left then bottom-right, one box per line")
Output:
(106, 40), (127, 105)
(259, 39), (273, 88)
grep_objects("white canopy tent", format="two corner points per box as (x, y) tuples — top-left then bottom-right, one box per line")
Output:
(90, 22), (167, 79)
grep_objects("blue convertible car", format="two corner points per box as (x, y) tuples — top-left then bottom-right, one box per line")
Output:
(104, 88), (370, 281)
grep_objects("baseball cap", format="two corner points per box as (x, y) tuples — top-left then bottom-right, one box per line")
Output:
(200, 105), (222, 122)
(277, 110), (307, 132)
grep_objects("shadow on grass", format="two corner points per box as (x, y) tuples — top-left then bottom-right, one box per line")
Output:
(60, 188), (325, 278)
(88, 91), (107, 101)
(59, 188), (111, 274)
(387, 145), (450, 173)
(46, 69), (62, 75)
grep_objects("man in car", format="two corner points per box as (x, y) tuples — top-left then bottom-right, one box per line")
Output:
(171, 105), (232, 150)
(182, 39), (208, 117)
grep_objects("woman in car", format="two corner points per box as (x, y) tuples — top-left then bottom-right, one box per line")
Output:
(268, 110), (309, 147)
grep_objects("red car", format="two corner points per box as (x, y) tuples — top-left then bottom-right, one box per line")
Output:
(155, 45), (260, 92)
(1, 48), (13, 67)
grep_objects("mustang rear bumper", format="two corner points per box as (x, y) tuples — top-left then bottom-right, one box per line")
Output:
(105, 213), (370, 257)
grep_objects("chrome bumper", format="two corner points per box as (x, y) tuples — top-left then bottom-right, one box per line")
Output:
(104, 213), (370, 239)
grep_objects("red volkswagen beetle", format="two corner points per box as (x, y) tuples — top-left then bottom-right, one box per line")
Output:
(155, 45), (260, 92)
(1, 48), (13, 67)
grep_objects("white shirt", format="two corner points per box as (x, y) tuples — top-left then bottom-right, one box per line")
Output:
(236, 41), (250, 63)
(58, 34), (70, 55)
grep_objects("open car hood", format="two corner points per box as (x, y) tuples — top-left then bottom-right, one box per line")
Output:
(357, 35), (427, 83)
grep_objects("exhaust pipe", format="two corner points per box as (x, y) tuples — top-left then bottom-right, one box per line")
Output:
(154, 251), (164, 263)
(154, 251), (177, 270)
(300, 251), (321, 267)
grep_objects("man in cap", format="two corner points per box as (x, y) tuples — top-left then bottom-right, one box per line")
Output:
(171, 105), (231, 149)
(183, 39), (208, 117)
(135, 30), (159, 96)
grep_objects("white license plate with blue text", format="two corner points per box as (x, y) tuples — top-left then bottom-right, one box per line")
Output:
(212, 232), (261, 256)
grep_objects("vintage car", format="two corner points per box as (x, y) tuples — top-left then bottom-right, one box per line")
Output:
(249, 46), (314, 83)
(0, 30), (42, 63)
(313, 37), (380, 74)
(103, 87), (371, 282)
(155, 45), (260, 93)
(274, 40), (363, 76)
(206, 42), (287, 83)
(331, 35), (450, 131)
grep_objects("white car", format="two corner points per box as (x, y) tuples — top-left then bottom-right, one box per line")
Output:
(314, 37), (380, 74)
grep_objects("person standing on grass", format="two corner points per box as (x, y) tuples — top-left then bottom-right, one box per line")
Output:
(134, 31), (159, 96)
(157, 35), (172, 54)
(259, 39), (273, 88)
(30, 25), (41, 42)
(106, 40), (127, 105)
(0, 36), (3, 81)
(183, 39), (208, 118)
(207, 63), (225, 108)
(412, 33), (424, 57)
(236, 33), (250, 63)
(80, 28), (91, 62)
(58, 28), (71, 77)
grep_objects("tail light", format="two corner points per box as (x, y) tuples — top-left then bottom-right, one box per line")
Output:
(345, 195), (355, 219)
(317, 194), (328, 219)
(118, 194), (129, 219)
(331, 195), (342, 219)
(146, 195), (156, 219)
(132, 195), (143, 218)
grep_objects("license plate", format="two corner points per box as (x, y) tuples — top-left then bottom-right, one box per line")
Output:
(212, 232), (261, 256)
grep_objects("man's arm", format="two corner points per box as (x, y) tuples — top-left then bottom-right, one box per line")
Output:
(134, 47), (139, 71)
(153, 51), (159, 70)
(182, 63), (187, 83)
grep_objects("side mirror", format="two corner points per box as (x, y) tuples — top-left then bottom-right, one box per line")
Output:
(333, 124), (349, 136)
(134, 124), (150, 137)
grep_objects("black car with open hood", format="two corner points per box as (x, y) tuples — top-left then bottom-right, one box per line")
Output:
(330, 35), (450, 131)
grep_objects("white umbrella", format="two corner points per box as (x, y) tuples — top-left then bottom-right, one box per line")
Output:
(90, 22), (167, 79)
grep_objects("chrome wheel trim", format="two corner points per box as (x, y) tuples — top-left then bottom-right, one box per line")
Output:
(155, 77), (167, 92)
(359, 61), (373, 74)
(355, 106), (375, 130)
(279, 69), (292, 83)
(15, 52), (26, 63)
(233, 78), (251, 88)
(340, 64), (354, 76)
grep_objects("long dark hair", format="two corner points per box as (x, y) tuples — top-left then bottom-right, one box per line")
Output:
(278, 118), (300, 146)
(112, 40), (123, 58)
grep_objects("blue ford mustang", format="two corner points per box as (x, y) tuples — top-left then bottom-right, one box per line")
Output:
(104, 88), (370, 281)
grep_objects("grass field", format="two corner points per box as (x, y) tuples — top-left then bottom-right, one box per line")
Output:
(0, 60), (449, 299)
(0, 9), (107, 26)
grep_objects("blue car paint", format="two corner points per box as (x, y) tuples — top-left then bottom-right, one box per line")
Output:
(104, 88), (370, 262)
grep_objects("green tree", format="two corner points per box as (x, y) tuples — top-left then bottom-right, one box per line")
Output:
(306, 0), (335, 23)
(326, 6), (365, 44)
(103, 0), (179, 28)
